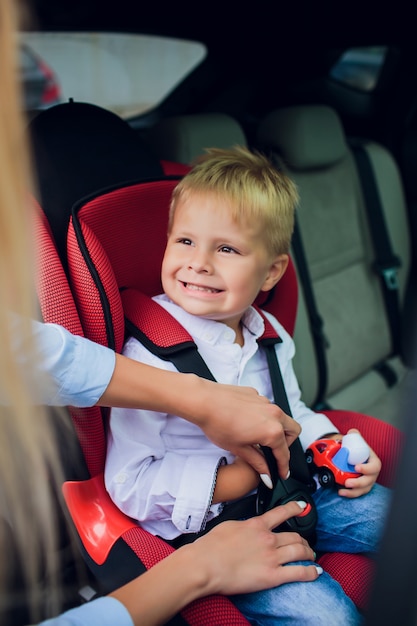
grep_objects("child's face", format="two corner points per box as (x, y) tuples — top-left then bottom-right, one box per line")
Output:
(161, 191), (288, 337)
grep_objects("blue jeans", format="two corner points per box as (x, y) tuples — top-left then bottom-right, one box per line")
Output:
(231, 483), (391, 626)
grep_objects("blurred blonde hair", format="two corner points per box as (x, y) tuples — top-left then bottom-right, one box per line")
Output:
(0, 0), (64, 620)
(169, 146), (299, 256)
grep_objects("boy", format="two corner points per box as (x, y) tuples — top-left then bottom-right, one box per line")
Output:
(105, 146), (390, 625)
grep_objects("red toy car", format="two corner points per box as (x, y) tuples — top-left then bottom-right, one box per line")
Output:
(305, 438), (364, 488)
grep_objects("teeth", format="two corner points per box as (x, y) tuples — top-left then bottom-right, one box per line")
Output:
(185, 283), (220, 293)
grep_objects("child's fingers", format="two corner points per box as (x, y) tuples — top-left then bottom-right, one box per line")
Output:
(340, 472), (375, 496)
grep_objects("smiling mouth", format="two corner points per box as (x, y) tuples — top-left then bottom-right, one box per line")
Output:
(182, 282), (222, 294)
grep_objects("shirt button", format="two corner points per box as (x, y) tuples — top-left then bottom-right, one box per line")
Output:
(114, 472), (127, 484)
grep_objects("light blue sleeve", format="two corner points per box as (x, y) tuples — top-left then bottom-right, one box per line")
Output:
(37, 596), (133, 626)
(32, 320), (116, 407)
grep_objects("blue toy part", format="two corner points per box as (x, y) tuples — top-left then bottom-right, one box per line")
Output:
(332, 446), (357, 473)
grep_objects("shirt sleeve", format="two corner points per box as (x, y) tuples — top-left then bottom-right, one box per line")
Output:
(37, 596), (133, 626)
(32, 320), (116, 407)
(263, 311), (337, 450)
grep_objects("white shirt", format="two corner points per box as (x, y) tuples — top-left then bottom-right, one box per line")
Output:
(105, 295), (336, 540)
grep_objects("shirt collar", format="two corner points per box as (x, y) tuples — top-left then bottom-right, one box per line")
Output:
(153, 294), (266, 345)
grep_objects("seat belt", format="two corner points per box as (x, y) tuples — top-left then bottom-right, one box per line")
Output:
(292, 216), (330, 410)
(351, 141), (403, 360)
(123, 294), (317, 544)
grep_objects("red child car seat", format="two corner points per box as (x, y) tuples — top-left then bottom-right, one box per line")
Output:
(30, 101), (403, 614)
(30, 103), (250, 625)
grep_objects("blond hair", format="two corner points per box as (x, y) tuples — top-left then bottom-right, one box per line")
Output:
(169, 146), (299, 256)
(0, 0), (65, 620)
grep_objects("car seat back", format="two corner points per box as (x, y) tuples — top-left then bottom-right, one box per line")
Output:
(146, 112), (247, 164)
(68, 177), (183, 347)
(33, 199), (107, 476)
(67, 175), (298, 350)
(256, 105), (414, 425)
(30, 100), (167, 269)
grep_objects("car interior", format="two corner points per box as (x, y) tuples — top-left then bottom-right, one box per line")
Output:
(12, 0), (417, 624)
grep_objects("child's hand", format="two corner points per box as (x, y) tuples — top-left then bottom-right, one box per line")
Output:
(337, 429), (381, 498)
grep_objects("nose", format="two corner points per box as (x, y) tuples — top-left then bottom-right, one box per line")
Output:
(187, 248), (212, 273)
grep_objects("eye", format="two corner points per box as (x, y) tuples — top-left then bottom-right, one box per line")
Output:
(177, 238), (193, 246)
(219, 245), (239, 254)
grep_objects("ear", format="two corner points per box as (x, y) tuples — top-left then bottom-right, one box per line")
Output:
(260, 254), (289, 292)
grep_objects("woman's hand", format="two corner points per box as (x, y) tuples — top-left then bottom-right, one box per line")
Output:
(110, 501), (321, 626)
(190, 501), (321, 596)
(196, 380), (300, 481)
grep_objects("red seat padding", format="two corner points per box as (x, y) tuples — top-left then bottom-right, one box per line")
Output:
(62, 474), (139, 565)
(318, 409), (403, 609)
(318, 552), (373, 610)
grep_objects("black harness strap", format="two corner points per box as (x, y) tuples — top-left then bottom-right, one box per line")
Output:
(124, 318), (215, 380)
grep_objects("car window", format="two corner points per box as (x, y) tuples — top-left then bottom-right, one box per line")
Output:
(19, 45), (38, 71)
(19, 32), (207, 118)
(19, 42), (62, 110)
(329, 46), (388, 91)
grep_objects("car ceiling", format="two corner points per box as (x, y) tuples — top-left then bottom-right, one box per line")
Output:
(27, 0), (417, 147)
(29, 0), (414, 54)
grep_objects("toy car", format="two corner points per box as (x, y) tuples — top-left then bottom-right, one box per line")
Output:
(305, 437), (368, 488)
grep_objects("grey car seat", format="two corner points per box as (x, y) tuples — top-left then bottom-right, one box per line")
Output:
(145, 112), (247, 164)
(256, 104), (416, 428)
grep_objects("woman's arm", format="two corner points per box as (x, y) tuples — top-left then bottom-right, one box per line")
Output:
(102, 353), (300, 480)
(39, 504), (320, 626)
(32, 320), (298, 480)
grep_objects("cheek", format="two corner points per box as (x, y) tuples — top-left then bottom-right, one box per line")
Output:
(161, 265), (175, 299)
(160, 256), (173, 290)
(228, 273), (260, 303)
(231, 266), (270, 293)
(161, 250), (176, 275)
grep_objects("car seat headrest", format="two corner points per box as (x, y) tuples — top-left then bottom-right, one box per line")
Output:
(256, 105), (348, 171)
(29, 100), (164, 262)
(146, 113), (247, 164)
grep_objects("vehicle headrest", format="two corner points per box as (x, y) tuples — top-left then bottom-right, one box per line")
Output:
(256, 105), (348, 171)
(146, 113), (247, 164)
(28, 100), (163, 262)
